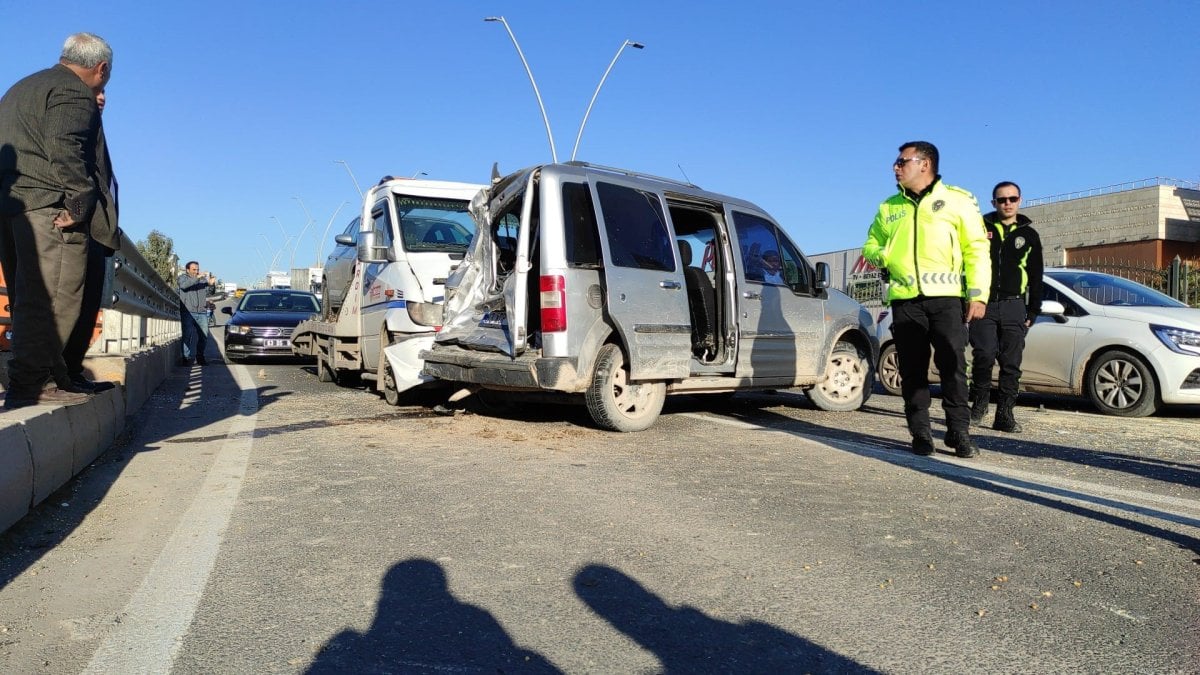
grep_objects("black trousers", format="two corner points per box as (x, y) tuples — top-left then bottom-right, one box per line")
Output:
(968, 297), (1027, 398)
(891, 296), (970, 438)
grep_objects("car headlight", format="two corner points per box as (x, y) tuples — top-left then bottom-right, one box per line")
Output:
(227, 325), (253, 335)
(1151, 324), (1200, 356)
(407, 301), (443, 328)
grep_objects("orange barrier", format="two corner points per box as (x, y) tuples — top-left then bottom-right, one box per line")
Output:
(0, 267), (103, 353)
(0, 266), (10, 352)
(89, 311), (103, 348)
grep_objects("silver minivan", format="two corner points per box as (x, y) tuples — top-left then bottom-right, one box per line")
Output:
(422, 163), (878, 431)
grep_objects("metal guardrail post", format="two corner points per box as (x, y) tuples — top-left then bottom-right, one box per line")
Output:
(1169, 256), (1181, 300)
(85, 230), (182, 356)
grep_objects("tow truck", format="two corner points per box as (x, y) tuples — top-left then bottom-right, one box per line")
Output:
(290, 177), (485, 403)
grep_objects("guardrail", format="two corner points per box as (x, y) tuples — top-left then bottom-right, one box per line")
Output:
(88, 229), (182, 356)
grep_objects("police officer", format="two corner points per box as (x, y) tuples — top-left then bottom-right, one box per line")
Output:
(969, 181), (1043, 433)
(863, 142), (991, 458)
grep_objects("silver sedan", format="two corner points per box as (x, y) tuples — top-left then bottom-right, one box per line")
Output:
(876, 269), (1200, 416)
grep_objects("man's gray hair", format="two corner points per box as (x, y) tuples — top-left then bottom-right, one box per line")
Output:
(61, 33), (113, 69)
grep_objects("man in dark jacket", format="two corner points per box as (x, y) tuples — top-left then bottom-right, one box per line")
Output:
(969, 181), (1044, 432)
(0, 33), (117, 409)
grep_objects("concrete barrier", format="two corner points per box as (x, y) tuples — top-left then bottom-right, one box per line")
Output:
(0, 341), (175, 533)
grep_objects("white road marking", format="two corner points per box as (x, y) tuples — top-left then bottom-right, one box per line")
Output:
(681, 411), (1200, 529)
(84, 363), (259, 674)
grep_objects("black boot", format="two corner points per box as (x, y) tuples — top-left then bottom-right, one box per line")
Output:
(944, 429), (979, 458)
(969, 387), (990, 426)
(993, 396), (1023, 433)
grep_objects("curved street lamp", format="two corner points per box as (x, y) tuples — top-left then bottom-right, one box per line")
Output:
(334, 160), (363, 198)
(316, 200), (350, 264)
(291, 196), (315, 270)
(485, 16), (558, 163)
(571, 40), (643, 162)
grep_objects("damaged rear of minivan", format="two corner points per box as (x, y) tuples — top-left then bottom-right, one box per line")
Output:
(422, 162), (877, 431)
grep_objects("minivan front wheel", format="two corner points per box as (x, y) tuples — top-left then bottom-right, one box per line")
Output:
(586, 344), (666, 432)
(806, 340), (872, 412)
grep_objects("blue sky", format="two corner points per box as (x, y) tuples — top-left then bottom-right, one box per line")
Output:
(3, 0), (1197, 287)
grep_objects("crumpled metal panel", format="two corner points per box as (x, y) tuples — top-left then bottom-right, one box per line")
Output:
(433, 185), (513, 355)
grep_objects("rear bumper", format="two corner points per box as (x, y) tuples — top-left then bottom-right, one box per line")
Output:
(420, 348), (582, 391)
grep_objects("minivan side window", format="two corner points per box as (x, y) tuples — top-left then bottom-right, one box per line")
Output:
(733, 211), (811, 293)
(595, 182), (674, 272)
(562, 182), (601, 266)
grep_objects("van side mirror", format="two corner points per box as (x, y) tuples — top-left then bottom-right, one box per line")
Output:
(358, 230), (389, 263)
(334, 234), (354, 246)
(814, 262), (830, 290)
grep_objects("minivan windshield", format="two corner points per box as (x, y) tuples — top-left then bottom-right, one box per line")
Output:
(395, 196), (476, 253)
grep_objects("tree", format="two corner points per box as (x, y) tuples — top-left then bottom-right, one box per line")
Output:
(135, 229), (177, 285)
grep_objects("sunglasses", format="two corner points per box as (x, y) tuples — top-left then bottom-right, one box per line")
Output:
(893, 157), (924, 167)
(993, 196), (1020, 204)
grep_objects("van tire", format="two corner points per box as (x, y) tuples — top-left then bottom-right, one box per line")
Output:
(806, 340), (872, 412)
(586, 344), (665, 432)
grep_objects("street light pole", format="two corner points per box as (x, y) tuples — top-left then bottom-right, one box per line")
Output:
(484, 16), (558, 163)
(334, 160), (363, 198)
(291, 196), (315, 271)
(316, 200), (350, 265)
(571, 40), (644, 162)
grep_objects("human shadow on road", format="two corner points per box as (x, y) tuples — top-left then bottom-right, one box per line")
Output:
(307, 558), (560, 674)
(574, 564), (879, 674)
(702, 400), (1200, 557)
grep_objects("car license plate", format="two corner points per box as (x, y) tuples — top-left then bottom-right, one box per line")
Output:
(265, 339), (289, 347)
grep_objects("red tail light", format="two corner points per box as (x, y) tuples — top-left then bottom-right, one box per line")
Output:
(540, 275), (566, 333)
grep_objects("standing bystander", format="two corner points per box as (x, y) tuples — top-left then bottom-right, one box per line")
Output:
(178, 261), (216, 366)
(60, 86), (119, 392)
(969, 181), (1043, 432)
(862, 141), (991, 457)
(0, 33), (118, 409)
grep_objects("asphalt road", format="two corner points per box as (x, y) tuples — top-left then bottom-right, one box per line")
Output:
(1, 328), (1198, 674)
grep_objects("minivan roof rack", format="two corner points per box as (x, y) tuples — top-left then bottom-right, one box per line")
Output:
(562, 161), (699, 189)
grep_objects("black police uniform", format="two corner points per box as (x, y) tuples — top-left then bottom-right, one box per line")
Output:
(969, 211), (1043, 430)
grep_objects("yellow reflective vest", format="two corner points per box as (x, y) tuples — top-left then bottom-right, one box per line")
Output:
(862, 179), (991, 305)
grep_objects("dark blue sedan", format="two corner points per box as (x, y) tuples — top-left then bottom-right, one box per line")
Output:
(222, 289), (320, 361)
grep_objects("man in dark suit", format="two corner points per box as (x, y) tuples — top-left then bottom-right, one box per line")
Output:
(0, 33), (119, 409)
(60, 86), (118, 393)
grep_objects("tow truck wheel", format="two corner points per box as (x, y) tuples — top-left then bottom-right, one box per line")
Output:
(585, 343), (665, 432)
(317, 351), (336, 383)
(380, 356), (400, 406)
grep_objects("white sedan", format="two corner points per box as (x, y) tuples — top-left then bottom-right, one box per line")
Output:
(876, 269), (1200, 417)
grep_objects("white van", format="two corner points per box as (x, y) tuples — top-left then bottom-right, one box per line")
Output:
(422, 163), (878, 431)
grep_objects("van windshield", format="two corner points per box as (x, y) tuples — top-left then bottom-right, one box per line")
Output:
(395, 197), (476, 253)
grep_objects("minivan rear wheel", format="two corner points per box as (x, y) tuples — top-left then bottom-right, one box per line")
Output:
(806, 340), (872, 412)
(586, 344), (666, 432)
